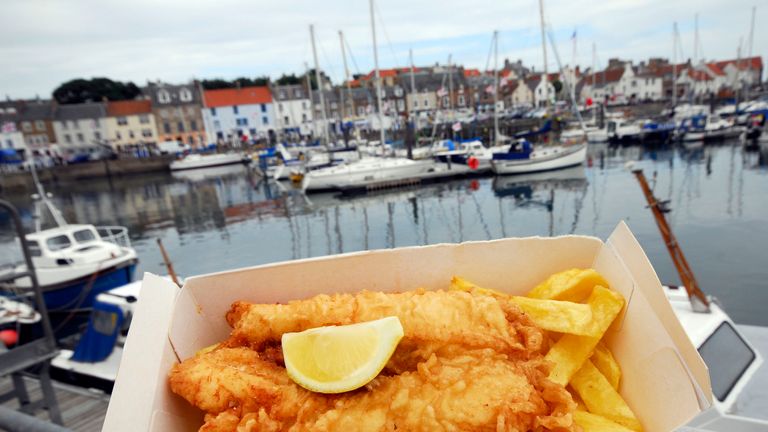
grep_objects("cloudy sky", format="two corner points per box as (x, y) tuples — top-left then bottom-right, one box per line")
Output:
(0, 0), (764, 99)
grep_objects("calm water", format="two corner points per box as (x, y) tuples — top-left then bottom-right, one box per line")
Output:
(2, 142), (767, 325)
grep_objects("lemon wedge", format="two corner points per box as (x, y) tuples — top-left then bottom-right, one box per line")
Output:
(282, 316), (404, 393)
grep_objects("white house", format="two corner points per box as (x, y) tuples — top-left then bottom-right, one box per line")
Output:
(201, 86), (275, 145)
(271, 84), (313, 136)
(529, 75), (556, 107)
(504, 79), (534, 107)
(51, 103), (108, 156)
(1, 122), (27, 153)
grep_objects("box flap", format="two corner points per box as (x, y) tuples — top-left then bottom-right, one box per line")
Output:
(599, 222), (713, 431)
(104, 273), (202, 431)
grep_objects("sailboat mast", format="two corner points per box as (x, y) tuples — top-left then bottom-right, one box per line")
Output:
(672, 23), (678, 107)
(539, 0), (550, 111)
(746, 6), (756, 101)
(309, 25), (330, 146)
(591, 42), (596, 123)
(493, 31), (500, 146)
(693, 13), (699, 103)
(409, 48), (417, 127)
(339, 30), (351, 121)
(369, 0), (386, 148)
(447, 55), (455, 121)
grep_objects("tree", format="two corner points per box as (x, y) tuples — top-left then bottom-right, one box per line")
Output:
(53, 77), (141, 104)
(201, 79), (234, 90)
(552, 80), (563, 94)
(201, 76), (270, 90)
(275, 73), (301, 85)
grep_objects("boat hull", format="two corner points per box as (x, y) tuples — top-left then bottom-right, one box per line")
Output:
(492, 145), (587, 175)
(303, 159), (438, 191)
(170, 154), (247, 171)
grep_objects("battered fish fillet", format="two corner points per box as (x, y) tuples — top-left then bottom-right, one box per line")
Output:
(226, 289), (542, 355)
(169, 346), (576, 432)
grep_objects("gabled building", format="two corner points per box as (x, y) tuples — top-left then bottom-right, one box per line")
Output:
(0, 104), (27, 159)
(51, 103), (108, 156)
(527, 74), (557, 107)
(105, 100), (158, 150)
(201, 86), (274, 145)
(145, 81), (206, 148)
(271, 84), (313, 136)
(8, 100), (57, 154)
(505, 79), (534, 107)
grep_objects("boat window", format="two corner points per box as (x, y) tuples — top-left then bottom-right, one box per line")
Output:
(73, 229), (97, 243)
(698, 321), (755, 401)
(92, 310), (119, 336)
(26, 240), (42, 257)
(46, 235), (72, 251)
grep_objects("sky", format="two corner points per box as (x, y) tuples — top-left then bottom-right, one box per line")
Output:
(0, 0), (764, 99)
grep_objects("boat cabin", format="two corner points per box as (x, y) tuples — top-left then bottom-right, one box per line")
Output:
(24, 224), (126, 269)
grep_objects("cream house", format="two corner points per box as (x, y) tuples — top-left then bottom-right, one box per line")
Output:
(105, 100), (158, 151)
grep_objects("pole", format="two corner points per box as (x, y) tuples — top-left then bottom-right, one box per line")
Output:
(339, 30), (350, 120)
(493, 31), (500, 146)
(309, 24), (330, 146)
(539, 0), (550, 111)
(157, 238), (180, 287)
(745, 6), (756, 100)
(693, 13), (699, 103)
(632, 170), (710, 311)
(304, 61), (314, 139)
(408, 48), (417, 158)
(447, 54), (455, 122)
(591, 42), (596, 123)
(369, 0), (386, 148)
(672, 23), (678, 107)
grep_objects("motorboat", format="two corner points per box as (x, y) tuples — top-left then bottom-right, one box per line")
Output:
(169, 152), (248, 171)
(607, 119), (643, 144)
(433, 139), (494, 174)
(491, 139), (587, 175)
(301, 157), (441, 192)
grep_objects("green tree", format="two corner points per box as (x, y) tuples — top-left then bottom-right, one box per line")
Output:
(275, 74), (301, 85)
(201, 79), (234, 90)
(53, 77), (141, 104)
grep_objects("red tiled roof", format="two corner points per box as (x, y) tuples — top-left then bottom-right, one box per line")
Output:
(685, 68), (713, 81)
(107, 100), (151, 117)
(705, 63), (725, 76)
(713, 57), (762, 72)
(464, 69), (481, 77)
(581, 67), (624, 85)
(362, 67), (419, 81)
(203, 86), (272, 108)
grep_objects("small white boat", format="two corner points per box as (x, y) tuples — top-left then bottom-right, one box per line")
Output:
(301, 157), (439, 192)
(433, 140), (494, 174)
(169, 153), (248, 171)
(607, 119), (643, 144)
(491, 140), (587, 175)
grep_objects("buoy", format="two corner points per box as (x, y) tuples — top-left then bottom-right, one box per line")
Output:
(0, 329), (19, 347)
(467, 156), (479, 170)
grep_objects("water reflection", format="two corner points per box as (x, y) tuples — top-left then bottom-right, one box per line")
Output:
(1, 141), (767, 325)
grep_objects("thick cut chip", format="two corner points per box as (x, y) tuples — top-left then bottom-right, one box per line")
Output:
(591, 341), (621, 390)
(573, 411), (634, 432)
(527, 269), (609, 302)
(508, 297), (596, 336)
(545, 286), (624, 386)
(450, 276), (507, 299)
(571, 360), (642, 431)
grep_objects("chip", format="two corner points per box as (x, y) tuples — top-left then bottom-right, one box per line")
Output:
(591, 341), (621, 390)
(573, 410), (634, 432)
(571, 360), (642, 431)
(527, 268), (609, 302)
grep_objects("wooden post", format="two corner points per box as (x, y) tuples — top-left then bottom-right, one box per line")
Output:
(157, 238), (180, 287)
(632, 169), (709, 311)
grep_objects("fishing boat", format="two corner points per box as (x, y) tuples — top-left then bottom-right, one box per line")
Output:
(0, 180), (137, 340)
(169, 152), (249, 171)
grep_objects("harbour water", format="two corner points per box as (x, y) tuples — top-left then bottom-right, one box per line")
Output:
(2, 141), (767, 325)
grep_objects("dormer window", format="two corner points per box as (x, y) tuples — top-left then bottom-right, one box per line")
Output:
(158, 90), (171, 104)
(180, 88), (192, 102)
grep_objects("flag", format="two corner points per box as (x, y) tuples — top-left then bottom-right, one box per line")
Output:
(452, 121), (462, 132)
(437, 87), (448, 97)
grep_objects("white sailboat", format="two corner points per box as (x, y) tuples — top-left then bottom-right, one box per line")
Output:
(169, 152), (248, 171)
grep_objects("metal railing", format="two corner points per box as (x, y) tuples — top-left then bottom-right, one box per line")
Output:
(96, 226), (132, 249)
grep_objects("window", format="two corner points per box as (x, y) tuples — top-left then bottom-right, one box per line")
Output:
(116, 131), (122, 140)
(163, 122), (171, 134)
(458, 95), (465, 106)
(236, 118), (248, 126)
(93, 118), (99, 127)
(179, 88), (192, 102)
(214, 120), (221, 130)
(357, 106), (365, 116)
(249, 128), (256, 136)
(76, 133), (84, 142)
(260, 104), (267, 113)
(142, 129), (153, 138)
(26, 240), (42, 257)
(159, 109), (169, 119)
(302, 101), (307, 109)
(158, 90), (171, 103)
(190, 120), (197, 131)
(262, 116), (268, 125)
(233, 105), (239, 114)
(216, 131), (224, 139)
(73, 229), (96, 243)
(278, 103), (283, 112)
(302, 113), (307, 122)
(442, 96), (449, 108)
(61, 121), (68, 130)
(129, 130), (135, 139)
(94, 131), (101, 141)
(279, 90), (286, 99)
(5, 139), (12, 148)
(47, 234), (72, 251)
(397, 100), (405, 111)
(284, 116), (289, 124)
(35, 120), (45, 131)
(22, 122), (32, 132)
(294, 89), (302, 98)
(178, 121), (185, 132)
(139, 115), (150, 124)
(64, 134), (72, 144)
(423, 99), (430, 108)
(117, 116), (128, 125)
(631, 80), (637, 87)
(698, 322), (755, 401)
(413, 100), (419, 108)
(211, 108), (217, 116)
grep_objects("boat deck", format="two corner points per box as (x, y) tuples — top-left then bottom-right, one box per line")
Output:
(0, 374), (108, 431)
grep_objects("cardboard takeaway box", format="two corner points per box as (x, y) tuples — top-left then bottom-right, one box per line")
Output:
(104, 222), (712, 431)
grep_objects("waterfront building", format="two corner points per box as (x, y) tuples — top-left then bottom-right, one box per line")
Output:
(145, 81), (206, 148)
(528, 74), (557, 107)
(505, 79), (535, 108)
(0, 108), (27, 159)
(5, 100), (58, 155)
(105, 100), (158, 151)
(201, 86), (275, 146)
(51, 102), (108, 157)
(270, 84), (313, 136)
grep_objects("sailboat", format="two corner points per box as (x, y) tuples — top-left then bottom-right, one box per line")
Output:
(491, 0), (586, 175)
